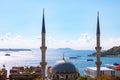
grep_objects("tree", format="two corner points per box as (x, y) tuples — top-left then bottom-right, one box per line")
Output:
(33, 77), (43, 80)
(77, 76), (93, 80)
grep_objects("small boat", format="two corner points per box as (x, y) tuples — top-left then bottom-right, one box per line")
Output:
(77, 56), (81, 57)
(87, 59), (93, 61)
(5, 53), (11, 56)
(69, 57), (77, 59)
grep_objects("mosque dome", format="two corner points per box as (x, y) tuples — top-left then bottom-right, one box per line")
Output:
(51, 59), (78, 74)
(47, 55), (80, 80)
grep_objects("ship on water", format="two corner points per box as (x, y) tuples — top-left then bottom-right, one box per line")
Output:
(5, 53), (10, 56)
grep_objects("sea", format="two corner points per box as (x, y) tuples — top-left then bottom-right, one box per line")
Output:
(0, 48), (120, 76)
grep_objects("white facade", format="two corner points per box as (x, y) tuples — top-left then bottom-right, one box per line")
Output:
(84, 67), (120, 78)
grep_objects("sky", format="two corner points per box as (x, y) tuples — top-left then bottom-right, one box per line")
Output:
(0, 0), (120, 50)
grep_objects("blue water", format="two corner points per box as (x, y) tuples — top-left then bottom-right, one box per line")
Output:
(0, 49), (120, 76)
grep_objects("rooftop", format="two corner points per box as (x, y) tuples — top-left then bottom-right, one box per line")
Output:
(85, 67), (115, 71)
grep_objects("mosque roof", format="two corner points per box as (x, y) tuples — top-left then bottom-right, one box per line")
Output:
(51, 59), (77, 74)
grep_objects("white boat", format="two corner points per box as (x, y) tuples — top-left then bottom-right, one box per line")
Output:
(84, 64), (120, 78)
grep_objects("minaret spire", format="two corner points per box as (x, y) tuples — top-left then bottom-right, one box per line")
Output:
(95, 11), (102, 77)
(97, 12), (100, 35)
(40, 8), (47, 80)
(42, 9), (45, 33)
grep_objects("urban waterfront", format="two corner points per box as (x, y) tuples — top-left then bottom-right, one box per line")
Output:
(0, 48), (120, 76)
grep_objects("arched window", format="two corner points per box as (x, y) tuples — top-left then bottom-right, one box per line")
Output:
(53, 75), (55, 78)
(74, 75), (76, 78)
(57, 75), (59, 79)
(66, 75), (68, 79)
(71, 74), (73, 78)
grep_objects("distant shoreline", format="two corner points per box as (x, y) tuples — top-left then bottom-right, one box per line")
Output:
(0, 48), (32, 52)
(88, 46), (120, 57)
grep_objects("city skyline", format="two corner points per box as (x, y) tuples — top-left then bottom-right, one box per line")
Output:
(0, 0), (120, 49)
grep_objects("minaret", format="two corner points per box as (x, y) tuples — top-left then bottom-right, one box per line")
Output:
(40, 9), (47, 80)
(95, 12), (102, 76)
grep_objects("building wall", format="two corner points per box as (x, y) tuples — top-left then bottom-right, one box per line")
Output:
(48, 73), (79, 80)
(0, 68), (7, 80)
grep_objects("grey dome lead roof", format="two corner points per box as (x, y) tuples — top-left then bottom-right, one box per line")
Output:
(51, 60), (77, 74)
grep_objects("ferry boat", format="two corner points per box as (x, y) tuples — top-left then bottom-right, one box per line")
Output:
(84, 63), (120, 78)
(87, 59), (94, 61)
(5, 53), (11, 56)
(69, 57), (77, 59)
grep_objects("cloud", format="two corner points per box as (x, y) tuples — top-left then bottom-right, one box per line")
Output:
(101, 37), (120, 50)
(0, 33), (40, 48)
(46, 33), (95, 50)
(46, 33), (120, 50)
(0, 33), (120, 50)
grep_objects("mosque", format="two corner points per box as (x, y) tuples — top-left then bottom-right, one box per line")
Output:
(47, 55), (80, 80)
(40, 9), (80, 80)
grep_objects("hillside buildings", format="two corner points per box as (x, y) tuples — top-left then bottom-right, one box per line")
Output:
(0, 65), (7, 80)
(9, 66), (41, 80)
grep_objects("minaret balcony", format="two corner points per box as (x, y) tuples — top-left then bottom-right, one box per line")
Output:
(40, 47), (47, 50)
(95, 47), (101, 50)
(95, 61), (102, 66)
(40, 62), (47, 66)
